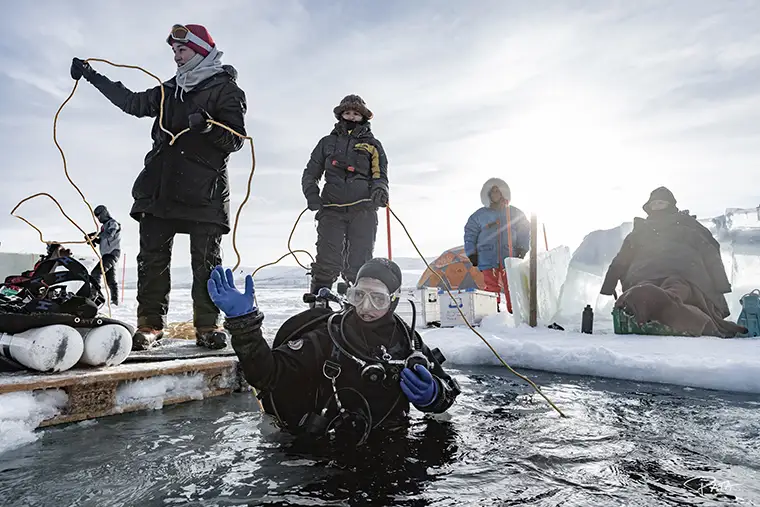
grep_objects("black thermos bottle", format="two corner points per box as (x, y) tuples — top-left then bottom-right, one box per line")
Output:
(581, 305), (594, 334)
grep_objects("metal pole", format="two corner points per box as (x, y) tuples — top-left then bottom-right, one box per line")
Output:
(529, 214), (538, 327)
(386, 205), (392, 260)
(121, 251), (126, 302)
(504, 202), (514, 313)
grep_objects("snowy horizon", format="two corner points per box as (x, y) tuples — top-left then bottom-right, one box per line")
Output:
(2, 1), (760, 269)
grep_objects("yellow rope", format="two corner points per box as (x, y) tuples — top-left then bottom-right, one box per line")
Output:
(9, 57), (261, 410)
(282, 200), (567, 418)
(386, 206), (567, 418)
(169, 121), (256, 272)
(244, 201), (369, 306)
(286, 209), (315, 271)
(12, 57), (564, 418)
(11, 58), (257, 316)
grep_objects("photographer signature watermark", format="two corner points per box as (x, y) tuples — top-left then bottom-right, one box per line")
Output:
(683, 476), (739, 497)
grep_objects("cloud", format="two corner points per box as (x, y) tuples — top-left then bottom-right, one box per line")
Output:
(1, 0), (759, 271)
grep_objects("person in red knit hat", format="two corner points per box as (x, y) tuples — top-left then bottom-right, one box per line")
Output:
(166, 24), (216, 57)
(69, 24), (248, 351)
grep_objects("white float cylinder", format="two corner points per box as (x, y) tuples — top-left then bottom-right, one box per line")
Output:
(0, 325), (84, 372)
(77, 324), (132, 367)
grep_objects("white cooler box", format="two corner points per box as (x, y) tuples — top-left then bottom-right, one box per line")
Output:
(0, 252), (38, 280)
(397, 287), (441, 328)
(438, 288), (498, 327)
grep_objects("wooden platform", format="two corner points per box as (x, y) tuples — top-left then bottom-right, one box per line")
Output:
(0, 356), (248, 427)
(125, 338), (237, 362)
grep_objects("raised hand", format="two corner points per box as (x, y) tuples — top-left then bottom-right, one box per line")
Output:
(207, 266), (255, 317)
(70, 57), (94, 81)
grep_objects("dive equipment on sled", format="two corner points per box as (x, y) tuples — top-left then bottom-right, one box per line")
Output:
(0, 324), (84, 372)
(77, 323), (132, 366)
(2, 256), (104, 317)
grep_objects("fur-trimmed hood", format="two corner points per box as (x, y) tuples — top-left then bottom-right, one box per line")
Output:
(480, 178), (511, 207)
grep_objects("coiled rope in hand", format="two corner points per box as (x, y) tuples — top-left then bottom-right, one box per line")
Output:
(10, 58), (257, 317)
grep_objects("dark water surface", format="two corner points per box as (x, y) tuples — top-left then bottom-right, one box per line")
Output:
(1, 366), (758, 506)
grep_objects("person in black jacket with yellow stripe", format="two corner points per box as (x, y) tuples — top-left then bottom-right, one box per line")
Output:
(208, 258), (460, 446)
(301, 95), (389, 296)
(70, 24), (247, 350)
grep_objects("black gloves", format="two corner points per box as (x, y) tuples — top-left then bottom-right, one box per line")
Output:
(70, 57), (95, 81)
(513, 246), (527, 259)
(188, 108), (212, 133)
(307, 195), (322, 211)
(371, 187), (389, 207)
(467, 252), (478, 267)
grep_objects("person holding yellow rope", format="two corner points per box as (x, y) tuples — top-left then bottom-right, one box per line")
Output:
(301, 96), (389, 301)
(70, 24), (247, 350)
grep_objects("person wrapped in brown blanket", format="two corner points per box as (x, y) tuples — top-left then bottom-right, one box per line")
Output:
(600, 187), (746, 338)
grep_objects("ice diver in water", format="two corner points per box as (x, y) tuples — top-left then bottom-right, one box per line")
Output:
(208, 258), (460, 446)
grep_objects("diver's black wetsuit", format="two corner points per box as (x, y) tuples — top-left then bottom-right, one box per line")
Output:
(225, 307), (459, 435)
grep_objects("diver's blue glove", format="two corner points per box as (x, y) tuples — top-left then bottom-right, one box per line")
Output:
(400, 364), (439, 407)
(207, 266), (255, 317)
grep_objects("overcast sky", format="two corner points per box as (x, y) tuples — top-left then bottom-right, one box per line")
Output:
(2, 0), (759, 271)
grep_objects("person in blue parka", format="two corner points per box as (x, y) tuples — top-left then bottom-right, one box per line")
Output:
(463, 178), (530, 313)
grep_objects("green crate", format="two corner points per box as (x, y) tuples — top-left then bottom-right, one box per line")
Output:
(0, 287), (20, 297)
(612, 307), (690, 336)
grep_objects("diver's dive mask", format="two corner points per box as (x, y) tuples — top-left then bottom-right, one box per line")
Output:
(346, 286), (398, 311)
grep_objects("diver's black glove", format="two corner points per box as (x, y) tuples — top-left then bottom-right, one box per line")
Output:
(467, 252), (478, 267)
(70, 58), (95, 81)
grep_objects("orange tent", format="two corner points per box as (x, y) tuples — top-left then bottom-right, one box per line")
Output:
(417, 246), (486, 290)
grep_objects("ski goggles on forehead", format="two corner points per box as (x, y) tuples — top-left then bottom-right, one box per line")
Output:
(346, 287), (397, 310)
(167, 24), (213, 53)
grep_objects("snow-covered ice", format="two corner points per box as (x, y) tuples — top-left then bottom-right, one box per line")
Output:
(115, 373), (208, 411)
(1, 206), (758, 455)
(423, 312), (760, 395)
(0, 390), (67, 454)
